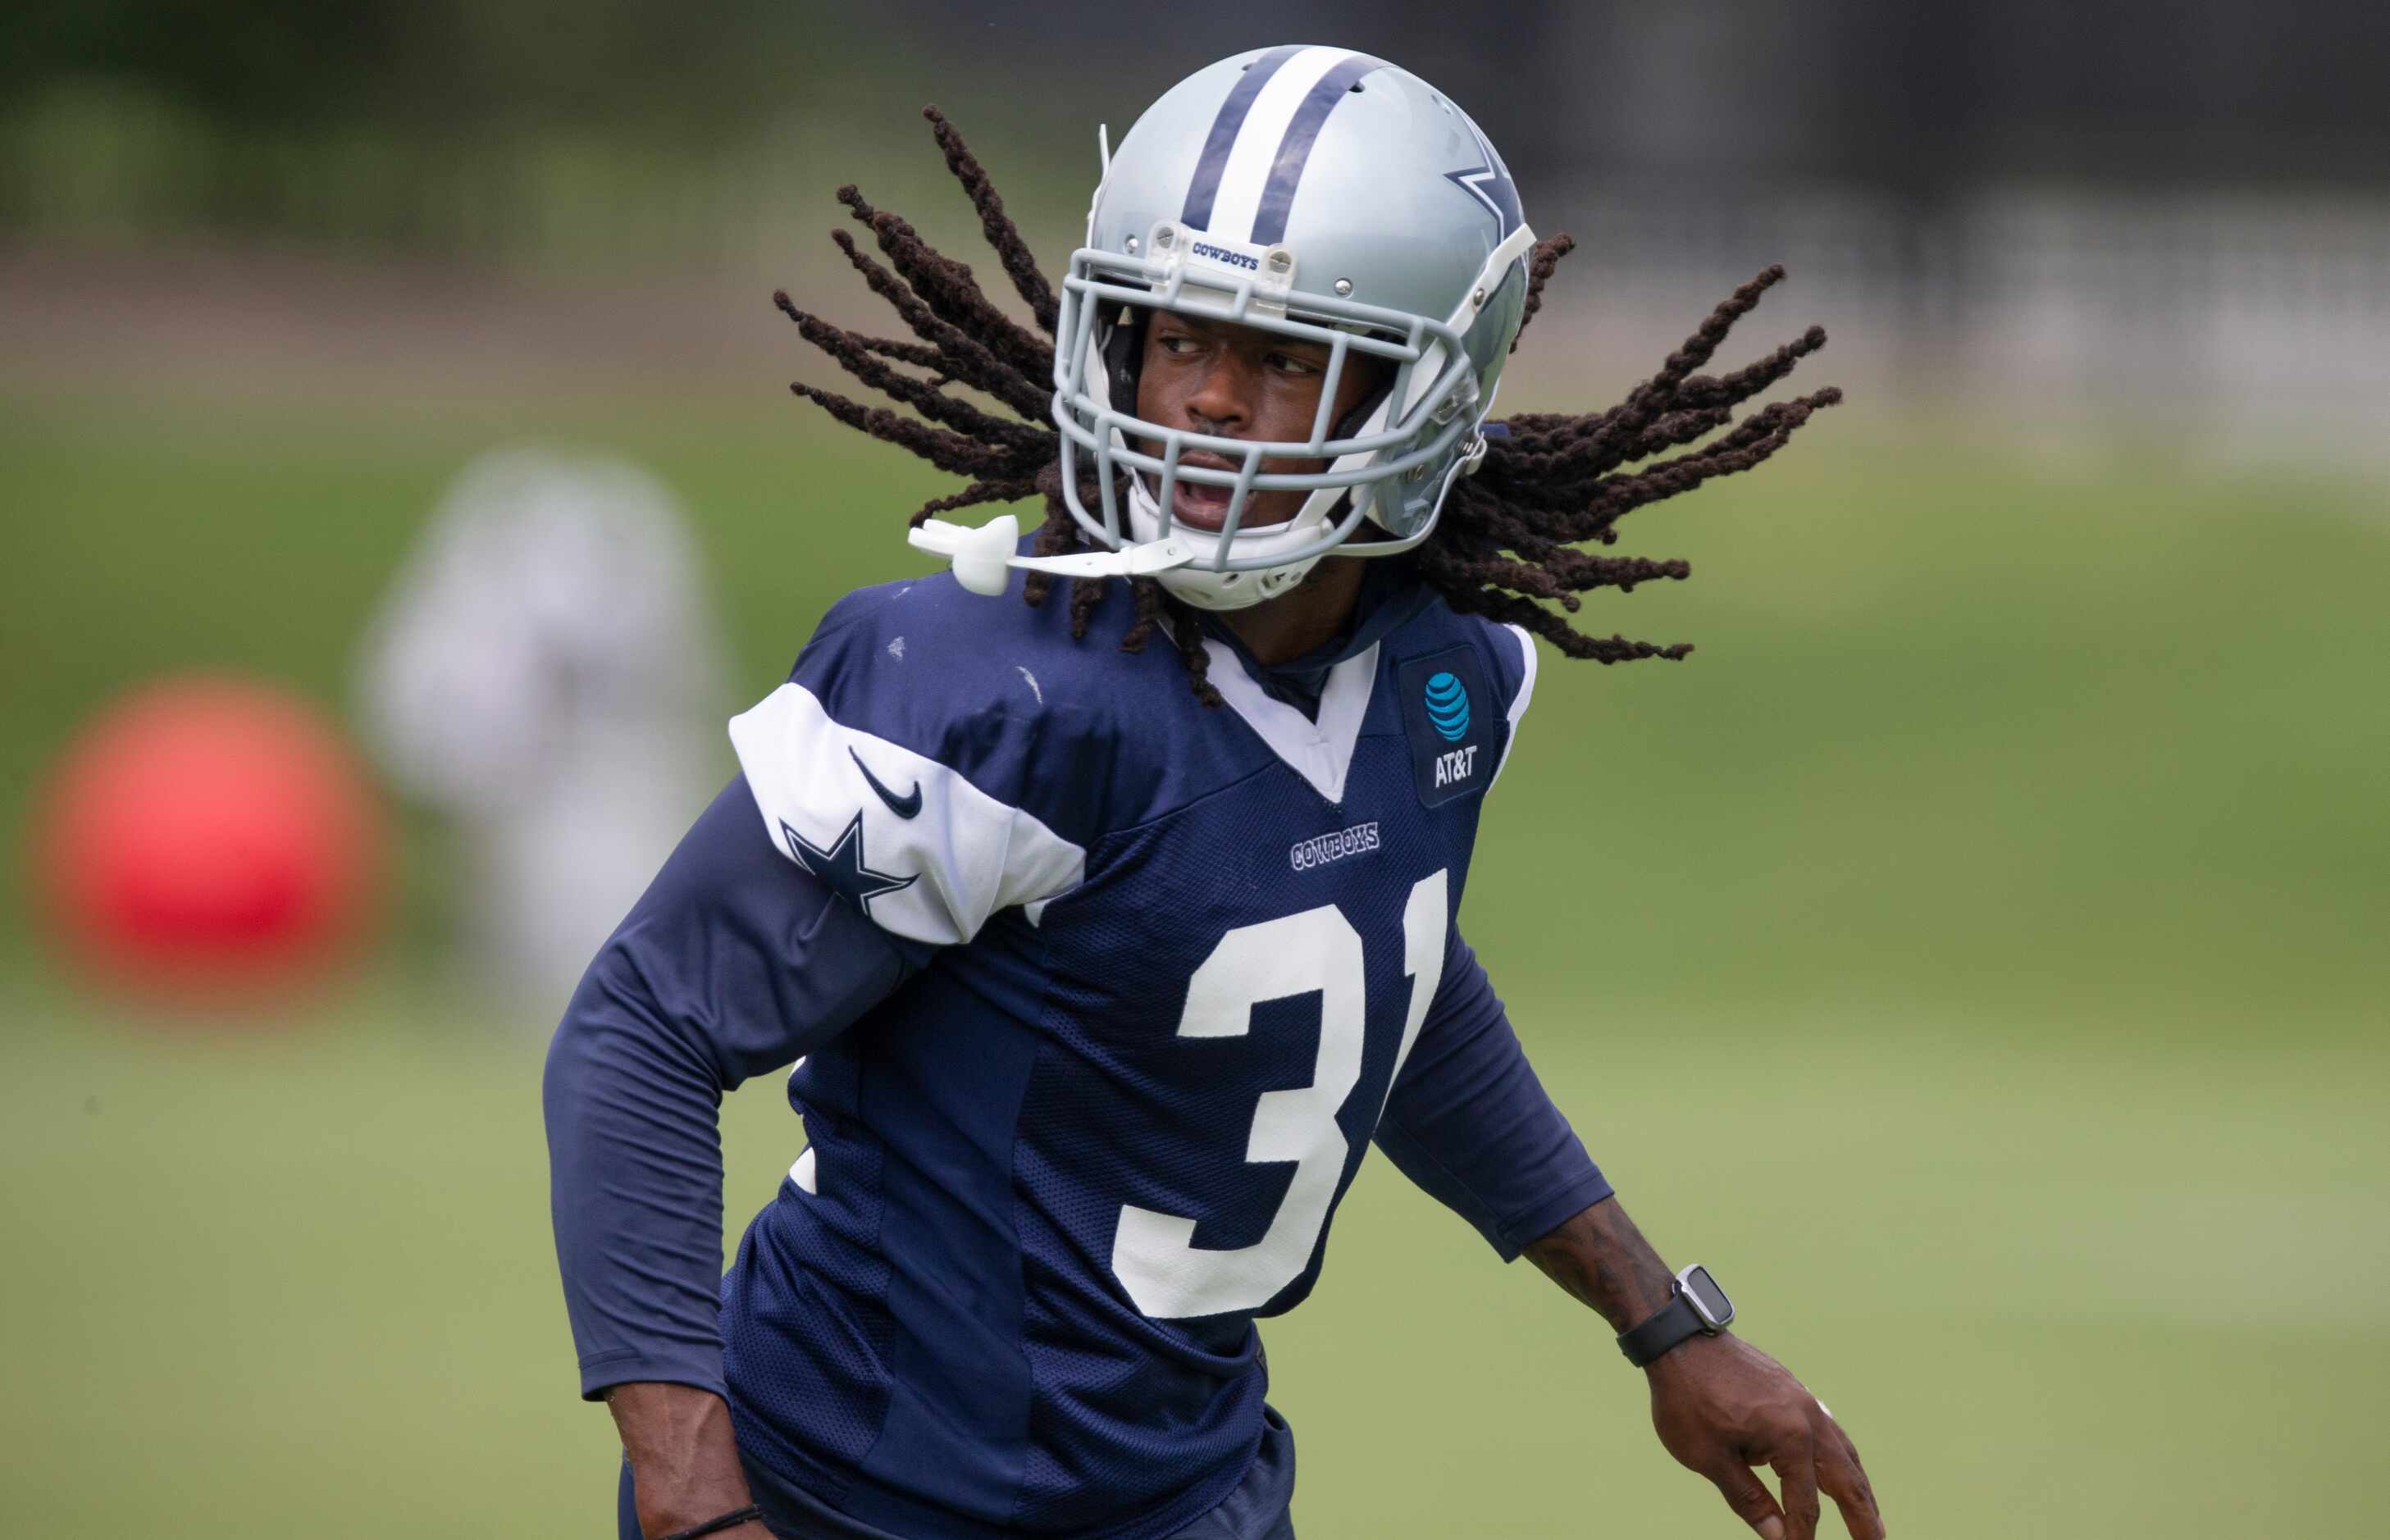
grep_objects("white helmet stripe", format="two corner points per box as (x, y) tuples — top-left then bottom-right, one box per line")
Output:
(1202, 47), (1352, 242)
(1179, 44), (1305, 232)
(1251, 52), (1390, 245)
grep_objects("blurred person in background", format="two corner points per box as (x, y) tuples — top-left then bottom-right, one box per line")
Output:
(549, 48), (1881, 1540)
(362, 448), (730, 1009)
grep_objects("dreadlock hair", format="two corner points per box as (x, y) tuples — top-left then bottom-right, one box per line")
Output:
(776, 107), (1841, 701)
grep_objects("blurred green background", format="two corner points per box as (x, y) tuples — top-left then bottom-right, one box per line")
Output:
(6, 2), (2388, 1537)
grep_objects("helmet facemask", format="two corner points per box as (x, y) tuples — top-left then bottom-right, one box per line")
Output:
(1051, 219), (1528, 609)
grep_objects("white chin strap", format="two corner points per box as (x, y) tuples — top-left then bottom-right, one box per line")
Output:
(903, 499), (1314, 612)
(1123, 476), (1333, 610)
(907, 513), (1195, 596)
(902, 496), (1302, 611)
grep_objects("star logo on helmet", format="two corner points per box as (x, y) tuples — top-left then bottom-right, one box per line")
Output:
(1444, 121), (1522, 240)
(780, 814), (918, 914)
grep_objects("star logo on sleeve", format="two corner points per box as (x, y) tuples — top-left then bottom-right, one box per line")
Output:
(780, 814), (919, 914)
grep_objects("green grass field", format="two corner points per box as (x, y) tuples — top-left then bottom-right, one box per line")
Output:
(4, 379), (2386, 1535)
(7, 985), (2383, 1536)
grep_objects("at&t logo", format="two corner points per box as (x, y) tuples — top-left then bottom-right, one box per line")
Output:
(1423, 672), (1477, 787)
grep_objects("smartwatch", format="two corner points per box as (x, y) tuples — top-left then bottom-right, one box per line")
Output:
(1615, 1264), (1734, 1368)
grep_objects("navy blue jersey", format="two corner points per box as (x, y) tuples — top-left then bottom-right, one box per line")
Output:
(546, 568), (1610, 1540)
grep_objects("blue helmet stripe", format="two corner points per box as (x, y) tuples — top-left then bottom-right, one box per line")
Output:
(1249, 52), (1389, 246)
(1179, 45), (1307, 234)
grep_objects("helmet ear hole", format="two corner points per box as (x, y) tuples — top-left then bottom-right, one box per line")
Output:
(1102, 306), (1151, 413)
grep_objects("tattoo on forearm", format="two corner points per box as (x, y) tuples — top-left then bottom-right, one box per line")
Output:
(1524, 1196), (1678, 1333)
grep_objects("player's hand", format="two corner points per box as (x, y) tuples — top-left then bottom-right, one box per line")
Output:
(1644, 1332), (1883, 1539)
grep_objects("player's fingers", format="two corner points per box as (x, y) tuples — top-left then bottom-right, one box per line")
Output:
(1770, 1442), (1822, 1540)
(1705, 1458), (1788, 1540)
(1818, 1426), (1886, 1539)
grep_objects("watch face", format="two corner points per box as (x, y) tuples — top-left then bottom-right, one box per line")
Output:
(1682, 1266), (1733, 1328)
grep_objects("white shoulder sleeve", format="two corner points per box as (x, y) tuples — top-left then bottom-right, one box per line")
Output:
(1487, 623), (1539, 792)
(727, 682), (1086, 946)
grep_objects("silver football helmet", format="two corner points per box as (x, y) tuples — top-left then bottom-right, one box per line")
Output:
(911, 47), (1536, 609)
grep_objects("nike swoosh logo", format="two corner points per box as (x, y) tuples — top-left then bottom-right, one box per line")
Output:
(849, 746), (923, 819)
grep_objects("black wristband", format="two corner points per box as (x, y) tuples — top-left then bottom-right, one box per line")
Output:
(1615, 1290), (1708, 1368)
(656, 1506), (764, 1540)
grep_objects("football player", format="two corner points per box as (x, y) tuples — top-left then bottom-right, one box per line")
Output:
(547, 46), (1879, 1540)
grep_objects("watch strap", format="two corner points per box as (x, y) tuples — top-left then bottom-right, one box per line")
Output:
(1616, 1289), (1707, 1368)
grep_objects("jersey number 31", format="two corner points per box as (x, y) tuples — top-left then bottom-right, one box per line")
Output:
(1111, 871), (1448, 1319)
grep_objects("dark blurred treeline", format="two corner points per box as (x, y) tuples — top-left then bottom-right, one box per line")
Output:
(7, 0), (2386, 262)
(2, 0), (844, 257)
(6, 0), (826, 137)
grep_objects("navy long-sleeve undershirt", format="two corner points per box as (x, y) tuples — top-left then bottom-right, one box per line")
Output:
(545, 778), (1608, 1402)
(543, 778), (924, 1399)
(1373, 926), (1613, 1260)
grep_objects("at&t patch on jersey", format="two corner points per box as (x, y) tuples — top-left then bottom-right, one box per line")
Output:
(1395, 645), (1501, 807)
